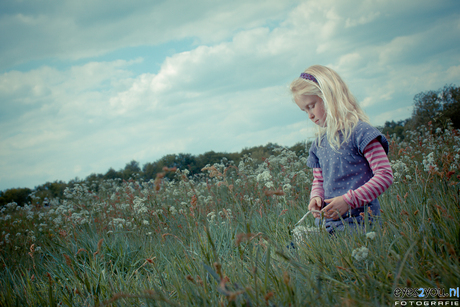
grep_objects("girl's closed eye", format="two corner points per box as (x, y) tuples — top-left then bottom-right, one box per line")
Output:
(294, 94), (326, 126)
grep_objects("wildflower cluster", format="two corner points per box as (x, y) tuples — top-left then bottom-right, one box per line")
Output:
(0, 124), (459, 306)
(388, 122), (460, 185)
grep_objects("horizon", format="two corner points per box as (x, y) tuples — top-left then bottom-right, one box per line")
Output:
(1, 0), (460, 191)
(0, 109), (429, 192)
(5, 138), (309, 190)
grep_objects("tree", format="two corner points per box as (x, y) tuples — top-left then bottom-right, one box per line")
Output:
(174, 153), (199, 173)
(0, 188), (32, 207)
(440, 84), (460, 128)
(34, 181), (68, 201)
(380, 120), (408, 140)
(122, 160), (141, 180)
(409, 84), (460, 130)
(142, 162), (158, 181)
(104, 168), (120, 180)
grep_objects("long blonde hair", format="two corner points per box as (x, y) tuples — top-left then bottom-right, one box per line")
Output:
(290, 65), (370, 149)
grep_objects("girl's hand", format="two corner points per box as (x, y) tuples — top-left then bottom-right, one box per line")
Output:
(308, 197), (323, 218)
(322, 196), (350, 220)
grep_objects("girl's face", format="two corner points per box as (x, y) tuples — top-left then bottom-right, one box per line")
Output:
(294, 95), (327, 127)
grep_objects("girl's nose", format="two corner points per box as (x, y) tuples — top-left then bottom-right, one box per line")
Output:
(308, 112), (314, 119)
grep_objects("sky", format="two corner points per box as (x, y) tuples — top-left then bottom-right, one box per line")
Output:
(1, 0), (460, 191)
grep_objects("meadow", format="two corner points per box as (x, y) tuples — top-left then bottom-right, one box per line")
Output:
(1, 122), (459, 306)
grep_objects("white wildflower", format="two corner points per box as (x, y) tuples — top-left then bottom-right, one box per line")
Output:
(111, 218), (126, 229)
(155, 209), (163, 215)
(391, 160), (409, 179)
(292, 226), (321, 245)
(297, 170), (307, 180)
(6, 202), (18, 210)
(283, 183), (292, 192)
(207, 211), (217, 223)
(169, 206), (177, 215)
(53, 216), (63, 225)
(133, 197), (148, 215)
(225, 209), (233, 219)
(365, 232), (376, 240)
(279, 157), (287, 165)
(352, 246), (369, 261)
(207, 211), (216, 220)
(256, 170), (271, 182)
(422, 152), (438, 172)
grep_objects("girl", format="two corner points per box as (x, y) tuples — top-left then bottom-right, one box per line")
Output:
(290, 65), (393, 233)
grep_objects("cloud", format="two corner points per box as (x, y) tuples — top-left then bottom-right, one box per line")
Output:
(373, 106), (413, 126)
(1, 0), (460, 190)
(345, 11), (380, 28)
(0, 0), (297, 70)
(0, 50), (307, 189)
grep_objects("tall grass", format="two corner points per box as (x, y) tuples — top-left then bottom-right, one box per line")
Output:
(1, 123), (459, 306)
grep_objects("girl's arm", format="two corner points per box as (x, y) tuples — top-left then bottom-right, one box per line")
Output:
(311, 168), (324, 200)
(309, 168), (325, 218)
(343, 138), (394, 208)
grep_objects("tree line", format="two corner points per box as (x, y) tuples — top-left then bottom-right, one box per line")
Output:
(2, 84), (458, 207)
(381, 84), (459, 139)
(1, 142), (308, 207)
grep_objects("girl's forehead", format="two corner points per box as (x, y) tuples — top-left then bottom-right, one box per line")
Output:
(296, 94), (321, 104)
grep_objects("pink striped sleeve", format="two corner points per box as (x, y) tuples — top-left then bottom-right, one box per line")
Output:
(311, 168), (325, 200)
(343, 139), (394, 208)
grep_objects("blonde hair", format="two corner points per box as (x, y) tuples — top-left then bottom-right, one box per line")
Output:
(290, 65), (370, 149)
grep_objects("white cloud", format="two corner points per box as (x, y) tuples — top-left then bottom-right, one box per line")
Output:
(446, 65), (460, 80)
(345, 11), (381, 28)
(337, 52), (363, 70)
(1, 0), (460, 190)
(0, 0), (297, 70)
(373, 106), (413, 126)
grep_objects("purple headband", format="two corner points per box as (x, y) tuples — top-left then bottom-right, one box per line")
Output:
(300, 73), (318, 84)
